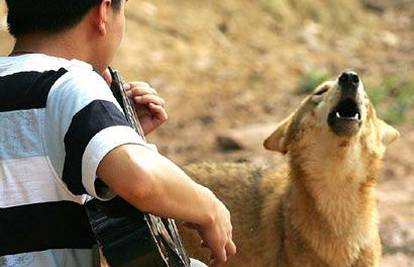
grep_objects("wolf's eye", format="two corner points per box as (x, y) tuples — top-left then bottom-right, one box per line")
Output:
(314, 88), (328, 96)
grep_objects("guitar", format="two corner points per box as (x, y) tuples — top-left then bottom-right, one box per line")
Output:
(85, 67), (191, 267)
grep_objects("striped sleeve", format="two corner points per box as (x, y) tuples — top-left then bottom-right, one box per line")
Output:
(45, 68), (146, 200)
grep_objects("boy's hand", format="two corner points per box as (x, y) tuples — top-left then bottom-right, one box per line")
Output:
(102, 69), (168, 135)
(184, 195), (237, 267)
(124, 81), (168, 135)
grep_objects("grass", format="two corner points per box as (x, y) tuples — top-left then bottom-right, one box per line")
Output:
(297, 69), (331, 94)
(260, 0), (364, 30)
(260, 0), (294, 21)
(368, 75), (414, 125)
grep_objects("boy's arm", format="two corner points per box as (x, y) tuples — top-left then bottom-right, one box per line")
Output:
(97, 144), (237, 266)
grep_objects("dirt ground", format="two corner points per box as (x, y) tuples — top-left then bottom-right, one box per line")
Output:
(0, 0), (413, 266)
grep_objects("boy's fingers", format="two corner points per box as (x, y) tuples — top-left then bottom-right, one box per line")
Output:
(125, 82), (157, 93)
(130, 81), (152, 90)
(123, 83), (131, 90)
(226, 240), (237, 257)
(147, 103), (168, 122)
(134, 95), (165, 107)
(127, 87), (158, 98)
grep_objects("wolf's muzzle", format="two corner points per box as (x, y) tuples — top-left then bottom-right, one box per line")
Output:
(327, 71), (363, 137)
(338, 71), (359, 98)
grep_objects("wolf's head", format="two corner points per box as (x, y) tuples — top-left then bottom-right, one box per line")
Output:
(264, 71), (399, 161)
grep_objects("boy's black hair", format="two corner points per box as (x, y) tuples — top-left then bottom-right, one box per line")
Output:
(6, 0), (122, 37)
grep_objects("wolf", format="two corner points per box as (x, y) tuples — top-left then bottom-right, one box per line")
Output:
(180, 71), (400, 267)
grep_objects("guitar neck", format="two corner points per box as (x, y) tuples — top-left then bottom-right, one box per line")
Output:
(108, 67), (147, 141)
(104, 67), (191, 267)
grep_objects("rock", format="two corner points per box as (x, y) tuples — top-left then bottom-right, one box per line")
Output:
(381, 31), (399, 48)
(381, 253), (414, 267)
(198, 115), (215, 126)
(361, 0), (386, 13)
(380, 216), (414, 255)
(216, 123), (276, 152)
(216, 136), (244, 152)
(218, 21), (228, 34)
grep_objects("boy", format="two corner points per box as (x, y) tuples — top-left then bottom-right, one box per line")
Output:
(0, 1), (236, 266)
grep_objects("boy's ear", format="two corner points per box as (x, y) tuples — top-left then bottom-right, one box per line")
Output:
(379, 119), (400, 146)
(95, 0), (111, 35)
(263, 114), (293, 154)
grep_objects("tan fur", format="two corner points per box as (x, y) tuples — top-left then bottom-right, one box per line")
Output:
(179, 78), (399, 267)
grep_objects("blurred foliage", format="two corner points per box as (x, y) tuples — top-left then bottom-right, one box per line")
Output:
(297, 69), (331, 94)
(368, 75), (414, 125)
(260, 0), (363, 30)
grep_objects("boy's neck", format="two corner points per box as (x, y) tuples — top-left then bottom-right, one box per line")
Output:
(11, 31), (104, 73)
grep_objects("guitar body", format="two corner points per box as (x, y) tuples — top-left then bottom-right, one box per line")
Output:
(86, 197), (185, 267)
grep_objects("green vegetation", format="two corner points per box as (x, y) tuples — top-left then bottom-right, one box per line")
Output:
(368, 75), (414, 125)
(297, 69), (331, 94)
(260, 0), (293, 21)
(260, 0), (363, 30)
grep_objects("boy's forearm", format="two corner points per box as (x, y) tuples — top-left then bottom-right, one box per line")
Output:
(97, 144), (216, 226)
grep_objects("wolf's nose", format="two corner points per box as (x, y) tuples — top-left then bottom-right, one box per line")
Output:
(339, 72), (359, 91)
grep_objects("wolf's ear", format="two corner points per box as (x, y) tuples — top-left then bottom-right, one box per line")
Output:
(379, 119), (400, 146)
(263, 114), (293, 154)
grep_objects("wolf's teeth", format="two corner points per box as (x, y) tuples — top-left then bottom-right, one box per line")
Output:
(336, 112), (341, 119)
(353, 114), (359, 120)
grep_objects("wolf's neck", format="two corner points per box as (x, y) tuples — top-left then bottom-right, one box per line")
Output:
(290, 170), (377, 235)
(286, 143), (381, 237)
(283, 164), (380, 266)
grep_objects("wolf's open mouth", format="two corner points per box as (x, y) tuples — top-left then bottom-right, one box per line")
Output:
(328, 98), (362, 136)
(332, 99), (361, 121)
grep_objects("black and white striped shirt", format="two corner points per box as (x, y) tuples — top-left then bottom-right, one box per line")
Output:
(0, 54), (147, 266)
